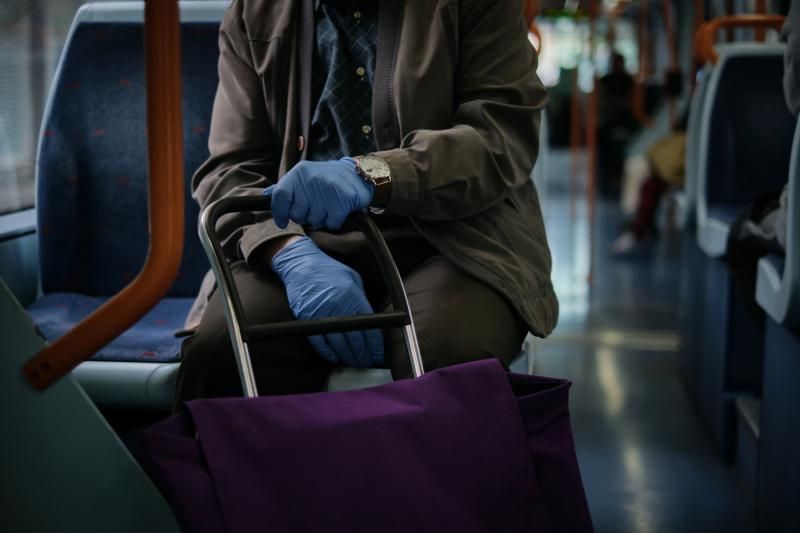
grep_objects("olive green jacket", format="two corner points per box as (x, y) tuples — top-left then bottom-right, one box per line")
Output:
(192, 0), (558, 337)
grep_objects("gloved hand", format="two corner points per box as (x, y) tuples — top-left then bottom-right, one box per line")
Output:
(271, 236), (384, 368)
(263, 158), (373, 230)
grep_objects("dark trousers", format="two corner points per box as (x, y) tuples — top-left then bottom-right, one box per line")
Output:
(175, 229), (528, 406)
(631, 175), (668, 239)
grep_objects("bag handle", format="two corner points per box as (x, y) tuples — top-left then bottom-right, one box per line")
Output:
(198, 196), (425, 398)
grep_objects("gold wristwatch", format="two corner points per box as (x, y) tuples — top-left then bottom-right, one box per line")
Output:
(354, 155), (391, 214)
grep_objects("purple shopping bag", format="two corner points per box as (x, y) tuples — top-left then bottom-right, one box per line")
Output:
(140, 359), (592, 533)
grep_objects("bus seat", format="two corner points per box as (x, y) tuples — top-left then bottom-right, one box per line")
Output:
(26, 1), (228, 409)
(696, 44), (794, 258)
(28, 294), (195, 363)
(683, 43), (795, 461)
(677, 65), (713, 420)
(756, 118), (800, 330)
(26, 1), (529, 410)
(755, 120), (800, 530)
(757, 316), (800, 532)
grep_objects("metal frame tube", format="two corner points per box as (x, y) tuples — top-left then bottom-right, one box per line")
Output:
(198, 207), (259, 397)
(199, 197), (425, 398)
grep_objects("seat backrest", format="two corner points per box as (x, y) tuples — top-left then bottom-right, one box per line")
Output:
(36, 1), (228, 298)
(755, 118), (800, 328)
(786, 120), (800, 327)
(696, 44), (796, 226)
(682, 64), (712, 229)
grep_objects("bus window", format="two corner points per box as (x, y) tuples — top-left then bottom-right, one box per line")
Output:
(0, 1), (92, 215)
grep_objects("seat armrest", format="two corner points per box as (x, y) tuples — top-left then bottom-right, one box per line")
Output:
(72, 361), (179, 410)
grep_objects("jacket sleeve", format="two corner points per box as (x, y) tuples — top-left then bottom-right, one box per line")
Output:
(192, 0), (305, 263)
(373, 0), (548, 221)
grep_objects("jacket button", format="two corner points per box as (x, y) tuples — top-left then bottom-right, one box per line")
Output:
(297, 136), (305, 152)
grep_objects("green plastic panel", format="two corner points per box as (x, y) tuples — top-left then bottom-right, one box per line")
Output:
(0, 280), (180, 533)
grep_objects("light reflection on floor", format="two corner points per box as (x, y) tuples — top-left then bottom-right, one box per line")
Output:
(533, 150), (752, 533)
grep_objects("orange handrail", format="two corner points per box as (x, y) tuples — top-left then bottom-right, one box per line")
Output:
(529, 22), (543, 55)
(524, 0), (542, 55)
(524, 0), (538, 27)
(755, 0), (768, 41)
(698, 15), (785, 64)
(24, 0), (185, 390)
(693, 21), (706, 63)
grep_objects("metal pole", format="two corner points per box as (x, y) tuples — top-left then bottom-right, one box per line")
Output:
(587, 0), (599, 286)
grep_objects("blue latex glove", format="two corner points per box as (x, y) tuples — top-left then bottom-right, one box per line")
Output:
(271, 236), (384, 368)
(263, 158), (373, 230)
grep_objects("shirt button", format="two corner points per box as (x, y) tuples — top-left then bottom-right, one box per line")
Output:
(353, 10), (362, 20)
(356, 66), (366, 78)
(362, 125), (372, 135)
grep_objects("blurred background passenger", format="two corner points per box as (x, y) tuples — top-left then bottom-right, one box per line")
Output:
(598, 52), (640, 196)
(611, 122), (687, 255)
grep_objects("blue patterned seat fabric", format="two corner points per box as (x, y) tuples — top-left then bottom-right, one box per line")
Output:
(27, 21), (220, 363)
(28, 294), (195, 363)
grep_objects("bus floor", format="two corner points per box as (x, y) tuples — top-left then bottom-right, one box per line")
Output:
(534, 155), (753, 532)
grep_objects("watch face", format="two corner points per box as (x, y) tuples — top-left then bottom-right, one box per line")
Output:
(358, 156), (391, 179)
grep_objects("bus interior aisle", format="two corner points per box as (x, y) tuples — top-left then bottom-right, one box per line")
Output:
(535, 150), (753, 532)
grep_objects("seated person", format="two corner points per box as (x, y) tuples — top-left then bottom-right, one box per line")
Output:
(175, 0), (557, 404)
(611, 128), (686, 255)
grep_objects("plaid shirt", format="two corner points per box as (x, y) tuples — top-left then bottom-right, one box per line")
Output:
(307, 0), (379, 161)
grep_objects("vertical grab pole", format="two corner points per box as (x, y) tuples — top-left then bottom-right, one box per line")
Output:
(634, 0), (649, 126)
(692, 0), (705, 91)
(143, 0), (185, 300)
(754, 0), (767, 42)
(586, 0), (599, 286)
(662, 0), (678, 128)
(24, 0), (185, 390)
(724, 0), (735, 42)
(569, 68), (582, 220)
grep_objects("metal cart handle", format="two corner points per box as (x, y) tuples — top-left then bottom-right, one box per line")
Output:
(198, 196), (424, 398)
